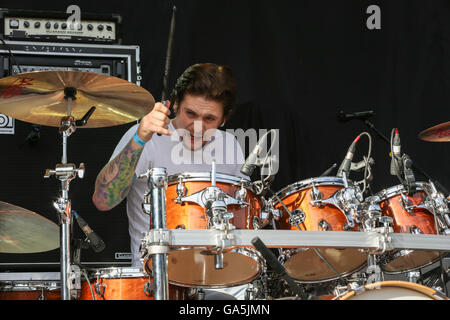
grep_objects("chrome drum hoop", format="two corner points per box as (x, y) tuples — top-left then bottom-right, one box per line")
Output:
(168, 172), (255, 191)
(268, 176), (348, 204)
(375, 182), (428, 201)
(83, 267), (147, 280)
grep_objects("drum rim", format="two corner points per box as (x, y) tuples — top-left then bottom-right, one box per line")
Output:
(168, 172), (255, 191)
(269, 176), (346, 203)
(83, 267), (146, 279)
(152, 246), (264, 289)
(338, 280), (448, 300)
(375, 182), (428, 201)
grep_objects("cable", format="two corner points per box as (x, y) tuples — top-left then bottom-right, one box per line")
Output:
(357, 132), (372, 194)
(0, 38), (23, 74)
(81, 268), (96, 300)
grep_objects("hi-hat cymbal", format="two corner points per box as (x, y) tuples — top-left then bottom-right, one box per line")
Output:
(0, 70), (154, 128)
(0, 201), (59, 254)
(419, 121), (450, 142)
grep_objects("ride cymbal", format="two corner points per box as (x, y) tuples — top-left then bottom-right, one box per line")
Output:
(419, 121), (450, 142)
(0, 201), (59, 254)
(0, 70), (154, 128)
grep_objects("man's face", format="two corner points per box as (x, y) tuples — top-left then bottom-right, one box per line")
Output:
(173, 94), (226, 150)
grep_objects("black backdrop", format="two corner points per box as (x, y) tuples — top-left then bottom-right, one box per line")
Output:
(0, 0), (449, 268)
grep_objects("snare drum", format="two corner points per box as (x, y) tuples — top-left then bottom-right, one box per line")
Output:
(146, 172), (263, 288)
(271, 177), (367, 283)
(0, 272), (61, 300)
(338, 281), (448, 300)
(375, 183), (441, 273)
(78, 267), (187, 300)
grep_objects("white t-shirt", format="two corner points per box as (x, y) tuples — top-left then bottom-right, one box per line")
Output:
(109, 121), (247, 267)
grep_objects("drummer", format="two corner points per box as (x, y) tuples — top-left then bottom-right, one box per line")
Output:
(92, 63), (248, 299)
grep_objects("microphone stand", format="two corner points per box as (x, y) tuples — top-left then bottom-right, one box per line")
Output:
(362, 119), (449, 196)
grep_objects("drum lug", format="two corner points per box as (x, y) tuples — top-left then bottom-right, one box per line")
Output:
(94, 280), (106, 298)
(310, 184), (323, 206)
(409, 225), (423, 234)
(175, 177), (187, 204)
(252, 216), (262, 230)
(235, 181), (248, 202)
(318, 219), (330, 231)
(288, 209), (306, 227)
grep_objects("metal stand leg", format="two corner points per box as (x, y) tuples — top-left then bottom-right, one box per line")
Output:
(149, 168), (169, 300)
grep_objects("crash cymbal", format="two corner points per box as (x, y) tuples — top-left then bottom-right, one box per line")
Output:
(0, 201), (59, 254)
(0, 70), (154, 128)
(419, 121), (450, 142)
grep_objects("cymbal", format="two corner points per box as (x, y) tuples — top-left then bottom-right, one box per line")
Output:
(0, 201), (59, 254)
(419, 121), (450, 142)
(0, 70), (154, 128)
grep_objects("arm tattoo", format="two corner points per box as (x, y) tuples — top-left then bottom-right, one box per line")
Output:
(93, 138), (143, 210)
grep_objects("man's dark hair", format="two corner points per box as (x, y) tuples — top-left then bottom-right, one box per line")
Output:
(171, 63), (237, 117)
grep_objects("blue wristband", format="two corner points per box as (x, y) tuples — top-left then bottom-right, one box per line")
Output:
(133, 132), (147, 146)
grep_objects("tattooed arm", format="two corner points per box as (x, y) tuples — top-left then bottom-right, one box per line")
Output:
(92, 102), (172, 211)
(92, 138), (144, 211)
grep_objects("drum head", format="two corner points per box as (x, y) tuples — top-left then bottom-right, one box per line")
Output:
(151, 248), (261, 288)
(339, 281), (447, 300)
(284, 248), (367, 282)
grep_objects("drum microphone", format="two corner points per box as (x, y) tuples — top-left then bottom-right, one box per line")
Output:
(390, 128), (403, 176)
(240, 130), (271, 177)
(251, 237), (308, 300)
(337, 135), (360, 178)
(337, 110), (375, 122)
(73, 211), (106, 253)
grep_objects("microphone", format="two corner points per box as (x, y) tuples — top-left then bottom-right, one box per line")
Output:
(337, 135), (360, 178)
(251, 237), (308, 300)
(390, 128), (402, 176)
(73, 211), (106, 253)
(240, 130), (271, 177)
(337, 110), (374, 122)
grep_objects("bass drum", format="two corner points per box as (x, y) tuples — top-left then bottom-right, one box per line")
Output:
(146, 172), (264, 288)
(78, 267), (187, 300)
(338, 281), (448, 300)
(270, 176), (367, 283)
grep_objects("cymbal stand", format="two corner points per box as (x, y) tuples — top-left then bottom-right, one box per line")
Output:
(44, 87), (94, 300)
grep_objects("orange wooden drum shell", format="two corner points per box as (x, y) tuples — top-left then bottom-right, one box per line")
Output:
(379, 190), (437, 234)
(165, 180), (261, 230)
(0, 289), (61, 300)
(79, 278), (186, 300)
(274, 185), (359, 232)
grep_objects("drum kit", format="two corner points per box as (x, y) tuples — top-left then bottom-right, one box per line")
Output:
(0, 70), (449, 301)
